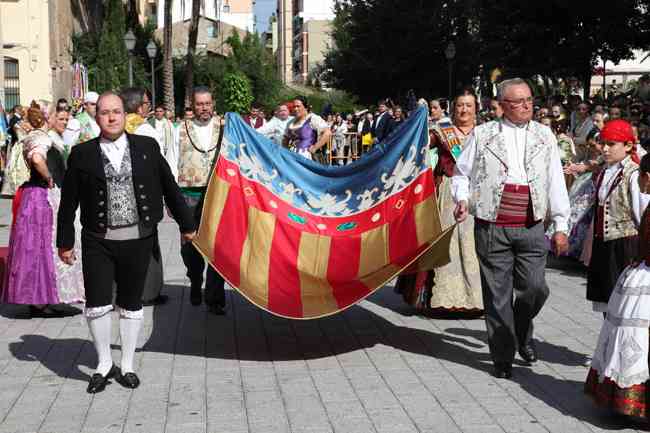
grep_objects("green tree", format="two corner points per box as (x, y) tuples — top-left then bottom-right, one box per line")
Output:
(222, 72), (254, 114)
(225, 31), (282, 110)
(72, 2), (156, 94)
(325, 0), (481, 103)
(94, 0), (130, 92)
(476, 0), (650, 99)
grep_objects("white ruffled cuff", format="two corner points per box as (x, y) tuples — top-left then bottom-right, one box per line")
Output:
(84, 305), (113, 318)
(118, 308), (143, 319)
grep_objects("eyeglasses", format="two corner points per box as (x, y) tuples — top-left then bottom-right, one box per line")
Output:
(502, 97), (533, 107)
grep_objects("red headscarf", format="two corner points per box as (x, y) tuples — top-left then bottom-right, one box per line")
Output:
(600, 119), (639, 163)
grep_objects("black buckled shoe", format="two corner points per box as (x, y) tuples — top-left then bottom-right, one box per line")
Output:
(493, 362), (513, 379)
(87, 364), (119, 394)
(518, 343), (538, 364)
(117, 372), (140, 389)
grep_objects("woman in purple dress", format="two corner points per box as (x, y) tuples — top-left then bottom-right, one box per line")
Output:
(1, 103), (84, 317)
(283, 97), (332, 161)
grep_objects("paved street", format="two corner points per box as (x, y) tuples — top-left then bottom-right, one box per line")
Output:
(0, 197), (647, 433)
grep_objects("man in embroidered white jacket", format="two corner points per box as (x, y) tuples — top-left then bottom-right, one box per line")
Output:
(452, 78), (570, 379)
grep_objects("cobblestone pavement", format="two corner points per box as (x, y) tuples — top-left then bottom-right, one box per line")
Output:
(0, 197), (648, 433)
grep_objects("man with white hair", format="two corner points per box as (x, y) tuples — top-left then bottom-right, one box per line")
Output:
(63, 91), (100, 147)
(452, 78), (570, 379)
(256, 104), (293, 145)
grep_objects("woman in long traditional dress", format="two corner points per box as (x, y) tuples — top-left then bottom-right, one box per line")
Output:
(0, 103), (84, 317)
(395, 89), (482, 314)
(283, 97), (332, 162)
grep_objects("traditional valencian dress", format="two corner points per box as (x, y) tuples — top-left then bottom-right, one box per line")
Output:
(284, 114), (329, 161)
(395, 121), (482, 312)
(1, 129), (85, 305)
(585, 202), (650, 418)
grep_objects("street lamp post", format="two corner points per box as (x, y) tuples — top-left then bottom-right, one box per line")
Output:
(146, 40), (158, 108)
(444, 41), (456, 101)
(123, 30), (137, 86)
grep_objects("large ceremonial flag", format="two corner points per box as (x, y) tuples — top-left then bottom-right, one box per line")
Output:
(193, 106), (454, 319)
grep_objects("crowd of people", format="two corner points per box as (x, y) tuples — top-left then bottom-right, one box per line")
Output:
(1, 76), (650, 424)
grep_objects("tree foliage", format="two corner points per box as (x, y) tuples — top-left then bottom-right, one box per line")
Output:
(71, 1), (159, 94)
(225, 31), (282, 110)
(222, 72), (254, 113)
(326, 0), (650, 101)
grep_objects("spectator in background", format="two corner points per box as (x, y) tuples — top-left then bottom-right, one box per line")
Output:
(56, 98), (69, 112)
(429, 99), (446, 127)
(488, 99), (504, 120)
(372, 99), (394, 144)
(243, 103), (265, 129)
(551, 104), (565, 121)
(392, 106), (405, 128)
(257, 104), (293, 145)
(183, 107), (194, 120)
(592, 112), (605, 130)
(608, 105), (622, 120)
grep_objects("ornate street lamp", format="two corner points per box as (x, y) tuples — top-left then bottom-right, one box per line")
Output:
(146, 40), (158, 108)
(124, 30), (137, 86)
(445, 41), (456, 101)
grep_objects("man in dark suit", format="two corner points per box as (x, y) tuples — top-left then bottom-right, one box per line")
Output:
(57, 91), (195, 394)
(372, 99), (394, 144)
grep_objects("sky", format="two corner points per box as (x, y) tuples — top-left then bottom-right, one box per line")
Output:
(254, 0), (276, 33)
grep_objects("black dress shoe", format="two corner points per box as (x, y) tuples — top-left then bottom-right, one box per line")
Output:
(116, 372), (140, 389)
(142, 295), (169, 306)
(493, 363), (513, 379)
(208, 304), (226, 315)
(87, 364), (119, 394)
(518, 344), (538, 364)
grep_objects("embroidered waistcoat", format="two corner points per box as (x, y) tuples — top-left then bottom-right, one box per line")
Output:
(468, 120), (554, 223)
(598, 156), (639, 242)
(177, 117), (221, 188)
(102, 146), (139, 228)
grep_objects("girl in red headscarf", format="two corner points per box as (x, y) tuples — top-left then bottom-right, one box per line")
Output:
(586, 119), (646, 315)
(585, 152), (650, 419)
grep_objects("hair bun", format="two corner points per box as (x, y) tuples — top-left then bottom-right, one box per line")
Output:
(27, 102), (46, 129)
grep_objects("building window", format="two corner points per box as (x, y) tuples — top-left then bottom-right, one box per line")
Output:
(4, 58), (20, 109)
(207, 23), (217, 38)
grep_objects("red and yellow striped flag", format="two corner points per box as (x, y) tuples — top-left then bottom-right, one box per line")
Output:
(193, 109), (454, 319)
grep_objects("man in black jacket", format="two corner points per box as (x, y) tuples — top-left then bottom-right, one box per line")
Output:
(372, 99), (394, 144)
(57, 91), (195, 394)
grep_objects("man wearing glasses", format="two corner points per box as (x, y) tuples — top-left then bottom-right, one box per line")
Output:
(452, 78), (570, 379)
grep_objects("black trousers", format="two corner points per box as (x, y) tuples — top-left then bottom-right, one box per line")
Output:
(474, 221), (549, 364)
(81, 232), (155, 311)
(180, 193), (225, 307)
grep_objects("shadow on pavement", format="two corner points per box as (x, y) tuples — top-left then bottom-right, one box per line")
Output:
(8, 334), (94, 382)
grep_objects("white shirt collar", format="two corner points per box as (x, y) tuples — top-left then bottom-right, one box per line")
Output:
(502, 117), (529, 129)
(100, 132), (128, 147)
